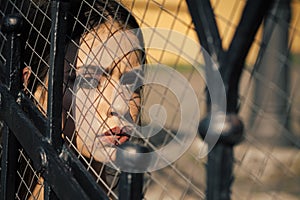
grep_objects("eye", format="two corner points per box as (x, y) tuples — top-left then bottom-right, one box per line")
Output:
(78, 77), (99, 89)
(120, 69), (144, 87)
(120, 73), (136, 85)
(75, 65), (105, 89)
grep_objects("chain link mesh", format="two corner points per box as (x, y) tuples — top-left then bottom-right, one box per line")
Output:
(0, 0), (299, 199)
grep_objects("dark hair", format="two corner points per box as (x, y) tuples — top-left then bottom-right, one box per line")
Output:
(1, 1), (145, 197)
(19, 0), (145, 93)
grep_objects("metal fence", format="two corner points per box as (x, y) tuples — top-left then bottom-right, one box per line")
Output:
(0, 0), (299, 199)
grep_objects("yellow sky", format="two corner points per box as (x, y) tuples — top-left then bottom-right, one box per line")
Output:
(122, 0), (300, 65)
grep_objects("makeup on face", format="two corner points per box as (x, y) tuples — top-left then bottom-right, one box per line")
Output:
(72, 30), (144, 162)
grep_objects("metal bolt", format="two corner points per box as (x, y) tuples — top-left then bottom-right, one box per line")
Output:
(198, 112), (244, 146)
(116, 142), (151, 172)
(34, 147), (48, 172)
(2, 14), (23, 34)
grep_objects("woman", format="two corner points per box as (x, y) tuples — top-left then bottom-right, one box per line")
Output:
(19, 0), (146, 198)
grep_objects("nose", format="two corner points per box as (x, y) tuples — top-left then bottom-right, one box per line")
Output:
(107, 88), (130, 115)
(107, 105), (134, 122)
(106, 97), (129, 117)
(98, 79), (131, 121)
(107, 108), (119, 118)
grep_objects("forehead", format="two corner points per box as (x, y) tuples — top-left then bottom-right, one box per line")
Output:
(77, 23), (142, 71)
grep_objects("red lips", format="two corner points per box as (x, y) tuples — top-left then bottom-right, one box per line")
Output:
(102, 126), (130, 145)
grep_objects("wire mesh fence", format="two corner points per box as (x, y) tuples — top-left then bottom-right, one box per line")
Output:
(0, 0), (299, 199)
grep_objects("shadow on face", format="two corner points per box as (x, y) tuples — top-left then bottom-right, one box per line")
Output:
(72, 22), (144, 163)
(20, 1), (146, 199)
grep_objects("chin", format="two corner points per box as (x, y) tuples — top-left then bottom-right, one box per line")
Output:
(92, 146), (117, 163)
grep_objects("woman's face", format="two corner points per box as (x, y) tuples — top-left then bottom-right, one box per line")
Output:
(71, 24), (143, 163)
(33, 23), (144, 164)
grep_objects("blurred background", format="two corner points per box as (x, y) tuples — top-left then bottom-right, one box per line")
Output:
(0, 0), (299, 199)
(120, 0), (300, 199)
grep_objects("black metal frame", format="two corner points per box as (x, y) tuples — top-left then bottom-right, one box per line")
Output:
(0, 0), (148, 199)
(0, 13), (22, 200)
(0, 0), (290, 199)
(186, 0), (275, 199)
(0, 3), (109, 199)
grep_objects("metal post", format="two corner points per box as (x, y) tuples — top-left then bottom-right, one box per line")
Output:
(252, 0), (291, 145)
(0, 13), (23, 200)
(119, 172), (144, 200)
(222, 0), (274, 112)
(198, 113), (244, 200)
(45, 0), (69, 198)
(187, 0), (273, 199)
(47, 0), (69, 153)
(116, 142), (150, 200)
(186, 0), (224, 110)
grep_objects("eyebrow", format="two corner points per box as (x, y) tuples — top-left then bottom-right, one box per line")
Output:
(77, 65), (106, 76)
(123, 68), (144, 77)
(81, 30), (142, 70)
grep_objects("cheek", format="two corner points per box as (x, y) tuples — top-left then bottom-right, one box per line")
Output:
(129, 93), (141, 122)
(33, 85), (48, 114)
